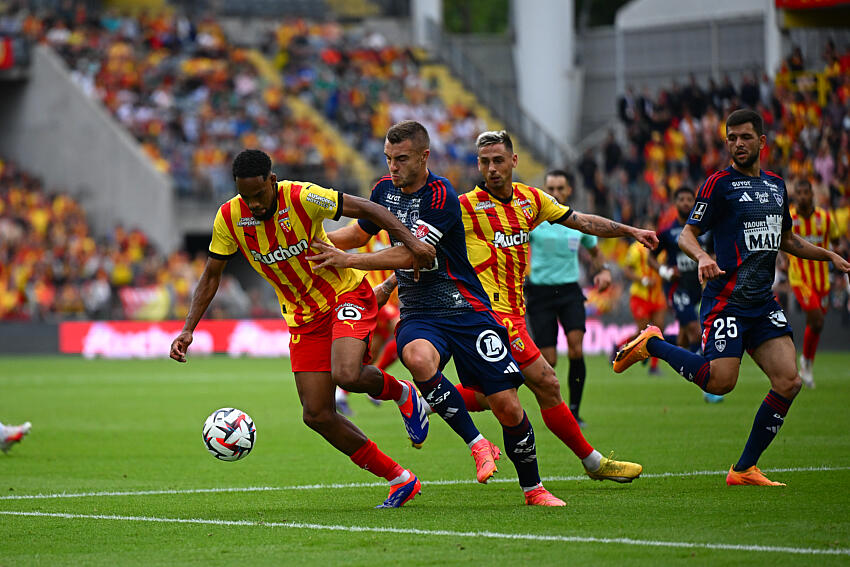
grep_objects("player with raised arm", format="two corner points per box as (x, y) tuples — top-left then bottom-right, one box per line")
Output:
(613, 110), (850, 486)
(450, 131), (654, 482)
(787, 179), (843, 388)
(169, 149), (435, 508)
(649, 187), (724, 402)
(310, 121), (564, 506)
(525, 169), (614, 426)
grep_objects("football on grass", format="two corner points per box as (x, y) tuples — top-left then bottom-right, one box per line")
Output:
(202, 408), (256, 461)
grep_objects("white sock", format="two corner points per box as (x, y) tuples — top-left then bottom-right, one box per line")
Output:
(467, 434), (484, 449)
(582, 450), (604, 472)
(389, 469), (411, 486)
(395, 381), (410, 407)
(522, 483), (543, 493)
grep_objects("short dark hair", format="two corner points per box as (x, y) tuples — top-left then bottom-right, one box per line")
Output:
(476, 130), (513, 153)
(232, 149), (272, 180)
(545, 169), (574, 187)
(386, 120), (430, 150)
(796, 178), (812, 191)
(725, 109), (764, 137)
(673, 186), (695, 199)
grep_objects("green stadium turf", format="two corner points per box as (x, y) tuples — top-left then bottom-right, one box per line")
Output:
(1, 353), (849, 565)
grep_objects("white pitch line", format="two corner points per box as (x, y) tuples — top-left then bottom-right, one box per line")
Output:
(0, 510), (847, 556)
(1, 465), (847, 501)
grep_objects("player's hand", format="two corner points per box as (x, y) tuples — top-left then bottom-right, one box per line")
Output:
(373, 275), (397, 309)
(832, 252), (850, 274)
(594, 269), (612, 291)
(306, 240), (350, 270)
(633, 228), (659, 249)
(170, 331), (193, 363)
(407, 239), (436, 282)
(697, 256), (725, 285)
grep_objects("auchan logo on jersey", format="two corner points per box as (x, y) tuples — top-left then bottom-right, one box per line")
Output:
(492, 230), (529, 248)
(250, 240), (309, 264)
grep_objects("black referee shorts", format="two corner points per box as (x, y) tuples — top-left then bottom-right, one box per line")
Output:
(525, 281), (587, 348)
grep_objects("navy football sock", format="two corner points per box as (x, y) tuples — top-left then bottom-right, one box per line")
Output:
(567, 357), (586, 415)
(502, 412), (541, 489)
(416, 372), (481, 445)
(734, 390), (792, 471)
(647, 337), (711, 390)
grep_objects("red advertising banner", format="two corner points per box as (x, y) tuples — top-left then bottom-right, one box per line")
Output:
(59, 318), (679, 359)
(776, 0), (850, 8)
(0, 38), (14, 70)
(59, 319), (292, 359)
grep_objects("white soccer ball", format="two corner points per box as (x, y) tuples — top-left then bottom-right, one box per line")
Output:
(202, 408), (256, 461)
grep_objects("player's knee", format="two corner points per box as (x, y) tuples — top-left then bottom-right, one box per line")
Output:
(302, 407), (336, 433)
(530, 368), (561, 405)
(490, 397), (525, 426)
(706, 369), (737, 395)
(401, 349), (437, 379)
(774, 371), (802, 400)
(331, 363), (361, 391)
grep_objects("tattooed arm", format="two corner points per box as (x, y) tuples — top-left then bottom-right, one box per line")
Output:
(562, 212), (659, 248)
(780, 230), (850, 273)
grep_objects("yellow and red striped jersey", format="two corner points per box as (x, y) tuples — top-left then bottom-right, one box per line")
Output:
(788, 205), (840, 293)
(459, 182), (571, 315)
(210, 181), (365, 327)
(624, 241), (665, 305)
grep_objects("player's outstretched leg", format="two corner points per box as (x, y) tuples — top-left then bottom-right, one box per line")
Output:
(351, 440), (422, 507)
(0, 421), (31, 454)
(726, 390), (792, 487)
(503, 411), (565, 506)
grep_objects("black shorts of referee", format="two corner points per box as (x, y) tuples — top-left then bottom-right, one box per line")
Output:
(525, 281), (587, 348)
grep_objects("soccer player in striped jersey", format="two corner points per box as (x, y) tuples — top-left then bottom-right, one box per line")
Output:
(169, 149), (436, 508)
(335, 223), (400, 415)
(448, 130), (655, 483)
(614, 110), (850, 486)
(311, 121), (564, 506)
(788, 179), (842, 388)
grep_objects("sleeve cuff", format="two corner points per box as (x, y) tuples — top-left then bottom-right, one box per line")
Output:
(551, 208), (574, 224)
(333, 191), (344, 221)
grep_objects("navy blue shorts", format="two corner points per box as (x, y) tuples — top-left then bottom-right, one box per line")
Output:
(700, 296), (793, 361)
(395, 310), (525, 396)
(666, 282), (701, 326)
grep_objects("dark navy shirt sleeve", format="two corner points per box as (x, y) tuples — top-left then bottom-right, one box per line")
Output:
(782, 187), (792, 232)
(687, 173), (725, 232)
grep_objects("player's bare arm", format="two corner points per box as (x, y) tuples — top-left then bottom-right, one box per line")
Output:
(307, 240), (434, 281)
(781, 230), (850, 273)
(326, 221), (372, 250)
(341, 193), (435, 271)
(679, 224), (724, 285)
(563, 212), (658, 248)
(588, 246), (612, 291)
(169, 257), (227, 362)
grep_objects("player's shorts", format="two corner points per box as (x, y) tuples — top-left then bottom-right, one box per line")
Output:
(494, 310), (541, 370)
(666, 282), (701, 325)
(791, 282), (829, 313)
(525, 282), (587, 344)
(629, 295), (665, 321)
(288, 279), (377, 373)
(700, 296), (793, 361)
(395, 310), (525, 396)
(374, 301), (400, 341)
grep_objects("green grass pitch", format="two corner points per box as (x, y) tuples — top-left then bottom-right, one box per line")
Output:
(1, 352), (849, 565)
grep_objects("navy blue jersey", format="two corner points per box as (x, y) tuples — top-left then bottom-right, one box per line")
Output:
(653, 218), (711, 292)
(687, 166), (791, 306)
(359, 172), (493, 319)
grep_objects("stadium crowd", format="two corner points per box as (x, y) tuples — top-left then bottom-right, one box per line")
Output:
(5, 3), (354, 198)
(270, 19), (488, 191)
(0, 156), (282, 321)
